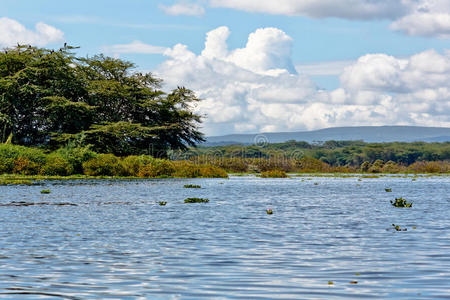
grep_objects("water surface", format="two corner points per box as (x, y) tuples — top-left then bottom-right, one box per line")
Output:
(0, 176), (449, 299)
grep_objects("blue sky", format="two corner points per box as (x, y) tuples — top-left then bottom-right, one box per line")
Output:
(2, 0), (450, 135)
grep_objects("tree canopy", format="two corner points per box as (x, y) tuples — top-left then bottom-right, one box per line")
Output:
(0, 45), (204, 156)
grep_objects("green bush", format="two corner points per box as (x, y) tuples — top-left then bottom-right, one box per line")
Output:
(55, 144), (97, 174)
(121, 155), (154, 176)
(40, 153), (74, 176)
(82, 154), (124, 176)
(260, 170), (288, 178)
(137, 159), (175, 178)
(172, 161), (228, 178)
(0, 144), (46, 174)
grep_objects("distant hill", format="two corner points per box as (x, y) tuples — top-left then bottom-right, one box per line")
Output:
(203, 126), (450, 146)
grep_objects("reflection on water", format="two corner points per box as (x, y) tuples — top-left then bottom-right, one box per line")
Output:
(0, 176), (449, 299)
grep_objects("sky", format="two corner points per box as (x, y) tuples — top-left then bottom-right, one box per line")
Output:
(1, 0), (450, 136)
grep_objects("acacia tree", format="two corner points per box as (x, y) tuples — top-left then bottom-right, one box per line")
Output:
(0, 45), (204, 156)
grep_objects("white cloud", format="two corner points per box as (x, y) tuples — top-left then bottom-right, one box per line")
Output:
(208, 0), (450, 38)
(153, 26), (450, 135)
(209, 0), (408, 20)
(103, 40), (168, 55)
(0, 17), (64, 47)
(159, 1), (205, 16)
(391, 13), (450, 37)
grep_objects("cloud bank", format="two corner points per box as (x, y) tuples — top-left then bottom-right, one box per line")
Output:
(154, 26), (450, 135)
(0, 17), (64, 47)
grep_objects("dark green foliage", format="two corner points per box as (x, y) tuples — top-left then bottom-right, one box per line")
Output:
(385, 188), (392, 192)
(184, 197), (209, 203)
(0, 45), (204, 156)
(391, 197), (413, 207)
(40, 189), (51, 194)
(184, 184), (201, 188)
(158, 201), (167, 206)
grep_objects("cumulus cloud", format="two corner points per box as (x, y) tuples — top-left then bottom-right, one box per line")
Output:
(153, 26), (450, 135)
(207, 0), (450, 38)
(103, 40), (168, 55)
(0, 17), (64, 47)
(159, 1), (205, 16)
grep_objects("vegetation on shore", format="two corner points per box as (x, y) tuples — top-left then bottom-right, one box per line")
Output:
(0, 144), (227, 178)
(186, 156), (449, 174)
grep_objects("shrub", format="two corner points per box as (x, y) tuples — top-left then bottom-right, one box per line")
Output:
(82, 154), (124, 176)
(368, 159), (384, 173)
(121, 155), (154, 176)
(382, 160), (403, 173)
(55, 145), (97, 174)
(407, 161), (449, 173)
(172, 161), (228, 178)
(13, 157), (40, 175)
(40, 153), (73, 176)
(0, 144), (46, 174)
(298, 157), (331, 173)
(260, 170), (288, 178)
(137, 159), (175, 178)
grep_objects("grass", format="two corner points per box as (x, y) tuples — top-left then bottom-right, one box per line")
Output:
(184, 198), (209, 203)
(391, 197), (413, 208)
(184, 184), (201, 188)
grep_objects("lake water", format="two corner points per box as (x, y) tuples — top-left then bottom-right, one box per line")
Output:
(0, 175), (449, 299)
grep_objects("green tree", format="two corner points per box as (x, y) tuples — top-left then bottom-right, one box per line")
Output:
(0, 45), (204, 156)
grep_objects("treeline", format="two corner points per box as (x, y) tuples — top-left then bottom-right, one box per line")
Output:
(184, 140), (450, 167)
(0, 144), (227, 178)
(188, 156), (449, 173)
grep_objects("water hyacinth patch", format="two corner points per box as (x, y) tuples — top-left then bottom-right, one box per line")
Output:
(266, 208), (273, 215)
(184, 184), (201, 189)
(391, 197), (413, 207)
(392, 224), (407, 231)
(40, 189), (51, 194)
(184, 198), (209, 203)
(385, 188), (392, 192)
(158, 201), (167, 206)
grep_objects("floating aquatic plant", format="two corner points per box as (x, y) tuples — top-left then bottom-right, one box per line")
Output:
(314, 182), (319, 185)
(392, 224), (407, 231)
(266, 208), (273, 215)
(40, 189), (51, 194)
(349, 281), (358, 284)
(328, 281), (334, 285)
(391, 197), (412, 207)
(184, 197), (209, 203)
(158, 201), (167, 206)
(184, 184), (201, 188)
(260, 170), (288, 178)
(385, 188), (392, 192)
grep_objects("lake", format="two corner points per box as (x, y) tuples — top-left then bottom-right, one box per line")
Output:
(0, 175), (449, 299)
